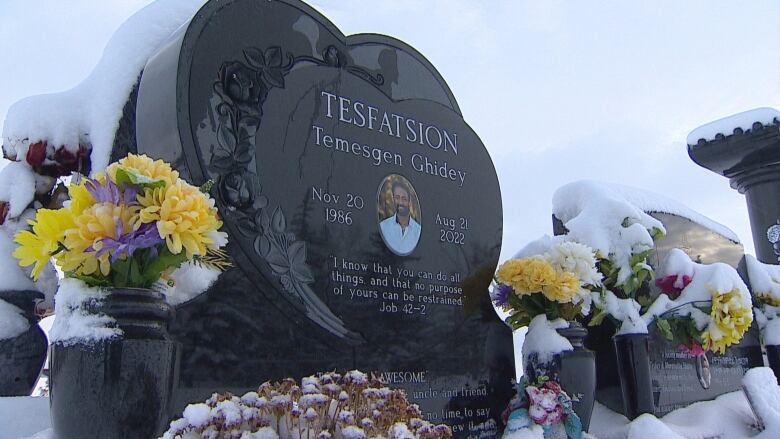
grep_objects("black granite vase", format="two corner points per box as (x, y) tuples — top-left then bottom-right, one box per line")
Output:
(50, 288), (179, 439)
(613, 333), (654, 419)
(524, 322), (596, 431)
(0, 290), (47, 396)
(767, 344), (780, 381)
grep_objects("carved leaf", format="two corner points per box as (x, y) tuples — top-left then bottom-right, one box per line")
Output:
(271, 207), (286, 234)
(288, 241), (314, 283)
(243, 48), (265, 69)
(235, 141), (253, 165)
(210, 154), (236, 172)
(265, 47), (282, 67)
(265, 68), (285, 89)
(237, 216), (257, 236)
(254, 235), (271, 257)
(266, 244), (290, 274)
(217, 124), (237, 150)
(260, 211), (271, 232)
(238, 126), (253, 143)
(280, 274), (297, 297)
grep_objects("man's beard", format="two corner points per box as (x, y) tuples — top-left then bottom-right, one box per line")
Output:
(396, 205), (409, 216)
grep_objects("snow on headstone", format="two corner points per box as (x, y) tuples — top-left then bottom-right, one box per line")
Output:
(1, 0), (203, 173)
(553, 180), (737, 245)
(742, 367), (780, 433)
(687, 107), (780, 146)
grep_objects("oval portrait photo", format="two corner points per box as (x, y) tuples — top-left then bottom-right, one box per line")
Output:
(377, 174), (422, 256)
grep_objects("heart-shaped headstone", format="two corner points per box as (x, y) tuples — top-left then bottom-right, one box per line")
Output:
(136, 0), (512, 433)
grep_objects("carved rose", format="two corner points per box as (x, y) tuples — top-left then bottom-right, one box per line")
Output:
(219, 61), (264, 105)
(220, 171), (253, 208)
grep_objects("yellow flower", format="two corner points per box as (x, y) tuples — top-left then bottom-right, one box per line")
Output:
(66, 179), (95, 215)
(107, 153), (179, 185)
(756, 292), (780, 307)
(496, 258), (557, 295)
(13, 209), (74, 280)
(496, 259), (523, 285)
(541, 272), (580, 304)
(56, 203), (137, 276)
(137, 181), (221, 258)
(703, 287), (753, 354)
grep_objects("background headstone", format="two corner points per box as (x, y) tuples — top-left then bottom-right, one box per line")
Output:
(555, 212), (763, 416)
(643, 213), (762, 416)
(130, 0), (514, 435)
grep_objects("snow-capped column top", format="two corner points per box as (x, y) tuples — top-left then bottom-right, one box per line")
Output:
(687, 107), (780, 146)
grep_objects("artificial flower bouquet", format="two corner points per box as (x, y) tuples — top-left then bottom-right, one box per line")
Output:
(12, 153), (226, 288)
(491, 239), (603, 330)
(745, 255), (780, 348)
(502, 376), (581, 439)
(647, 249), (753, 355)
(584, 223), (664, 333)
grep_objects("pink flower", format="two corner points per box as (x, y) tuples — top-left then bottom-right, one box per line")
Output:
(655, 274), (692, 299)
(543, 381), (562, 394)
(546, 405), (564, 425)
(678, 339), (706, 356)
(526, 385), (564, 426)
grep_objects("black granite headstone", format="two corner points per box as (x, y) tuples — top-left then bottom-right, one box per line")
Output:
(555, 212), (763, 417)
(643, 213), (762, 416)
(133, 0), (513, 435)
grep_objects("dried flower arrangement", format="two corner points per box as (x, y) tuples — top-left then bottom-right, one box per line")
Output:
(161, 370), (453, 439)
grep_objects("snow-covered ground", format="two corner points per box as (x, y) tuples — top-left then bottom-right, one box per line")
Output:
(2, 373), (778, 439)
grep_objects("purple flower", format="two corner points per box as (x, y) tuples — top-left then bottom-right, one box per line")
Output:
(491, 284), (512, 307)
(85, 178), (140, 205)
(91, 222), (163, 262)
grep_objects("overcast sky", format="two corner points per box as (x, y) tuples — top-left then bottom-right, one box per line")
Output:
(1, 0), (779, 262)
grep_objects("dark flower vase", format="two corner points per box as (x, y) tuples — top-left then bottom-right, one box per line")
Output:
(613, 333), (654, 419)
(0, 290), (47, 396)
(767, 344), (780, 381)
(524, 322), (596, 431)
(50, 288), (179, 439)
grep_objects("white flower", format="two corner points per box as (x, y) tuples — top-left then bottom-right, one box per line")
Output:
(545, 241), (602, 287)
(571, 290), (593, 316)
